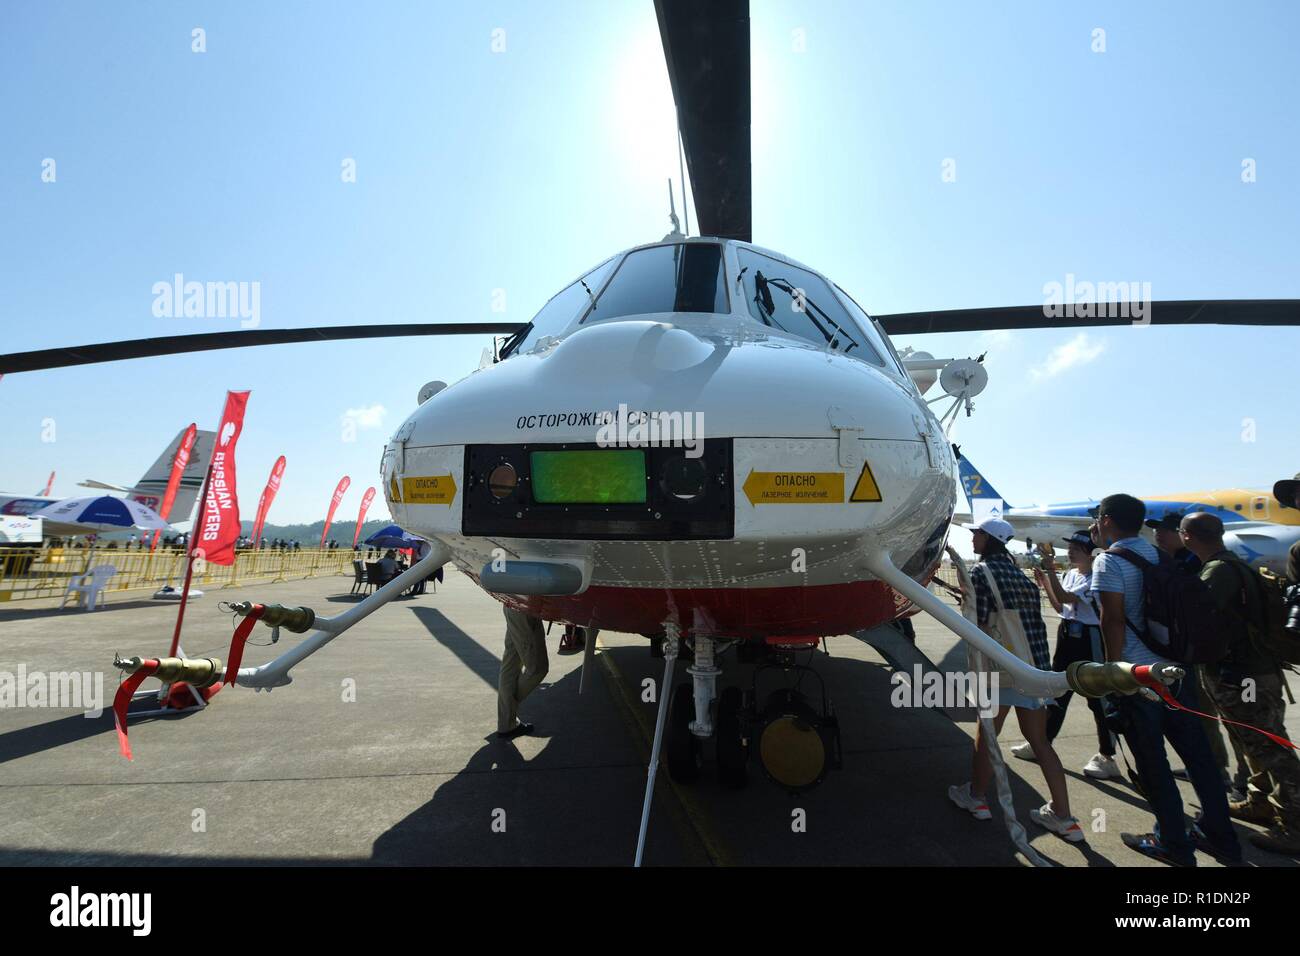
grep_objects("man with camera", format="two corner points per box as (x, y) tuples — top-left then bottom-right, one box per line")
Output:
(1276, 473), (1300, 587)
(1182, 511), (1300, 856)
(1094, 496), (1239, 865)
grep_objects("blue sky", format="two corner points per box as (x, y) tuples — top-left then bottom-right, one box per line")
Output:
(2, 1), (1297, 525)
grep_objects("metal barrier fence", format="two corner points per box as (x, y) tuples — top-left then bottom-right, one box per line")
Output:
(0, 547), (1041, 609)
(0, 547), (357, 604)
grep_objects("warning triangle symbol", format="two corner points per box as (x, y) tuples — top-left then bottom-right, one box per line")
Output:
(850, 461), (883, 502)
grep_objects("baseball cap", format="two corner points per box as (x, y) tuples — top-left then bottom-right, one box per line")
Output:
(1144, 511), (1184, 532)
(1062, 530), (1093, 549)
(1274, 473), (1300, 508)
(962, 517), (1015, 543)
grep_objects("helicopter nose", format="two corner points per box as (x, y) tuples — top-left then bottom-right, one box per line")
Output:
(537, 320), (721, 384)
(395, 313), (938, 453)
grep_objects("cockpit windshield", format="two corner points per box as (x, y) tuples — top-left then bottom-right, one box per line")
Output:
(580, 242), (728, 324)
(735, 247), (888, 367)
(501, 242), (900, 373)
(501, 256), (617, 358)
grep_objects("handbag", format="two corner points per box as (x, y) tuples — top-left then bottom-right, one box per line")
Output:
(967, 564), (1037, 696)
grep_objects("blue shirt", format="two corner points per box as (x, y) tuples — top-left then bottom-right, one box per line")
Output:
(1091, 535), (1162, 666)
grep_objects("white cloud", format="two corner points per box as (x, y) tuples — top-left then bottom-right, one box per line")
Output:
(342, 404), (387, 429)
(1030, 333), (1106, 380)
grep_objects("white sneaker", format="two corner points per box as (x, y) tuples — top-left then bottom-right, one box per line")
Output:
(1030, 804), (1086, 843)
(1010, 742), (1037, 762)
(948, 782), (992, 820)
(1082, 753), (1120, 780)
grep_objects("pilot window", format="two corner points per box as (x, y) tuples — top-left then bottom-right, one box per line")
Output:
(736, 248), (885, 365)
(581, 243), (728, 323)
(506, 256), (617, 356)
(833, 283), (897, 372)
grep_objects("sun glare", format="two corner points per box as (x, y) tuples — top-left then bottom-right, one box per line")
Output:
(608, 25), (685, 203)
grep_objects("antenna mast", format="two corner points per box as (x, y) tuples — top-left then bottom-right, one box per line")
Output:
(665, 179), (683, 240)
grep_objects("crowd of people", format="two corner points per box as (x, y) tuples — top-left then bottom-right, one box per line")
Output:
(947, 474), (1300, 865)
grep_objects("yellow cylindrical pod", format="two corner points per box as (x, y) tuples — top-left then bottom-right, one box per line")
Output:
(228, 601), (316, 633)
(114, 656), (224, 687)
(1066, 661), (1139, 698)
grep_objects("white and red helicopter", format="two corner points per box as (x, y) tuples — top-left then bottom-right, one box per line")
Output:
(3, 0), (1296, 864)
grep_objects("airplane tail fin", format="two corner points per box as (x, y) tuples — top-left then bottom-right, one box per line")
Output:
(957, 456), (1013, 511)
(121, 427), (217, 524)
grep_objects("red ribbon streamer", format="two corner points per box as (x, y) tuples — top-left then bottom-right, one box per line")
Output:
(113, 659), (160, 761)
(224, 604), (266, 685)
(1133, 665), (1298, 751)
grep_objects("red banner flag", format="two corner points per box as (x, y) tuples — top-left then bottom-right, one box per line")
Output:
(195, 391), (250, 567)
(150, 423), (198, 552)
(321, 475), (351, 548)
(252, 455), (287, 548)
(353, 486), (377, 547)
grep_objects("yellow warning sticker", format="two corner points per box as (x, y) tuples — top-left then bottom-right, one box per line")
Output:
(389, 473), (402, 503)
(850, 461), (883, 502)
(743, 470), (845, 505)
(402, 474), (457, 505)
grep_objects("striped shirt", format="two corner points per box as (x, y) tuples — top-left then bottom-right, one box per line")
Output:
(970, 552), (1051, 670)
(1090, 535), (1163, 667)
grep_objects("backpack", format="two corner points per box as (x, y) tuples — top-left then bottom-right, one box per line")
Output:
(1212, 558), (1300, 667)
(1107, 547), (1231, 664)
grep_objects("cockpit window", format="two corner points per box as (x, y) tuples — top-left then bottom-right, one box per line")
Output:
(833, 282), (904, 376)
(502, 256), (617, 357)
(736, 248), (886, 366)
(580, 243), (728, 323)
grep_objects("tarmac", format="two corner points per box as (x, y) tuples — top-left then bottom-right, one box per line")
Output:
(1, 568), (1296, 867)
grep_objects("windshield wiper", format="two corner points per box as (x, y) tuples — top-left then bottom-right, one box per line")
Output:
(496, 323), (531, 360)
(765, 276), (859, 351)
(753, 271), (777, 322)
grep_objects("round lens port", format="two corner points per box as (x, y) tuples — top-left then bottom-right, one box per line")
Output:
(488, 462), (518, 500)
(660, 457), (708, 501)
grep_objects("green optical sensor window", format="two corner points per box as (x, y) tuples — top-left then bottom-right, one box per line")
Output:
(529, 450), (647, 504)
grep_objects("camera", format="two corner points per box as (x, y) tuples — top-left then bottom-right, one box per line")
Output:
(1286, 583), (1300, 638)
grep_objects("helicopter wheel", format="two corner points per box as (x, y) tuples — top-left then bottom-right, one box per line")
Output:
(715, 686), (748, 789)
(665, 683), (702, 783)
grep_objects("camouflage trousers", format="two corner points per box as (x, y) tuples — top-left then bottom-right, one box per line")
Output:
(1202, 668), (1300, 831)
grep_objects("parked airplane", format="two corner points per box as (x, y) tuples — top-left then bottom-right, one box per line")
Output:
(955, 453), (1300, 574)
(0, 426), (216, 536)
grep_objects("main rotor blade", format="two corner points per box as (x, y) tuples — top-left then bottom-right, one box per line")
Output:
(655, 0), (751, 242)
(0, 323), (525, 374)
(875, 299), (1300, 336)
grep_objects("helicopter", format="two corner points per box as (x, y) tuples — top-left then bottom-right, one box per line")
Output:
(3, 0), (1296, 865)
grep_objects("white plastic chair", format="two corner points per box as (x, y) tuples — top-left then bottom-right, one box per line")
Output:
(62, 564), (117, 610)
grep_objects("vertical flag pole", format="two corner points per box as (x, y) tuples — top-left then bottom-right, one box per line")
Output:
(168, 454), (214, 659)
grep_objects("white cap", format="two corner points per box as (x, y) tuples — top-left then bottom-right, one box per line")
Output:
(962, 517), (1015, 543)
